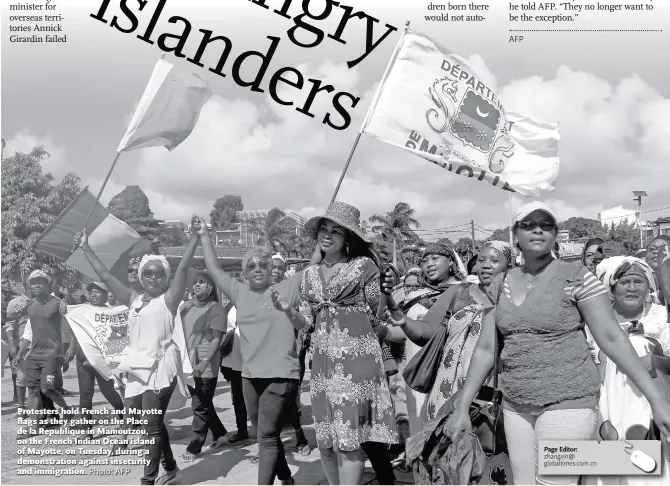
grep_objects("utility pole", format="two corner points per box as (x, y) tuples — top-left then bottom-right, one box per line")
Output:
(633, 191), (648, 249)
(471, 220), (476, 258)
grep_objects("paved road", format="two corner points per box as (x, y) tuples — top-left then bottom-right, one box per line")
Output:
(1, 364), (412, 485)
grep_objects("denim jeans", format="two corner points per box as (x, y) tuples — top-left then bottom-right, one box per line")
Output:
(186, 377), (227, 454)
(124, 378), (178, 485)
(77, 360), (124, 421)
(242, 377), (299, 485)
(221, 367), (248, 433)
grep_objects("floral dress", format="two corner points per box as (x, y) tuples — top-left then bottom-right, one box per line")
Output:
(299, 256), (398, 451)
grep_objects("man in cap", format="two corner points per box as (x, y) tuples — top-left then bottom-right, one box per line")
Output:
(64, 281), (125, 441)
(12, 270), (72, 417)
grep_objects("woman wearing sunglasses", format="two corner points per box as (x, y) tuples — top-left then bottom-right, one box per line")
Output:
(444, 201), (670, 485)
(74, 229), (198, 485)
(195, 216), (300, 486)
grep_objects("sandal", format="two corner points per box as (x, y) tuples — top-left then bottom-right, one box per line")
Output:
(207, 436), (228, 450)
(155, 466), (180, 485)
(294, 442), (311, 456)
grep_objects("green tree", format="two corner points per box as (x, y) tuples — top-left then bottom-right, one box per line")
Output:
(210, 195), (244, 230)
(108, 185), (161, 240)
(559, 217), (607, 240)
(369, 202), (421, 267)
(1, 146), (83, 291)
(487, 227), (511, 243)
(246, 208), (294, 252)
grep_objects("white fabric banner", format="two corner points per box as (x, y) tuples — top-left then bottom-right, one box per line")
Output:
(65, 304), (130, 380)
(362, 29), (560, 196)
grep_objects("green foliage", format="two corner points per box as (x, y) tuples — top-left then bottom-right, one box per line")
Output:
(1, 146), (83, 292)
(210, 195), (244, 230)
(246, 208), (295, 252)
(559, 217), (607, 240)
(107, 185), (185, 247)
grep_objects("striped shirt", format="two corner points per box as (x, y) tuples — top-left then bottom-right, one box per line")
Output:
(502, 266), (607, 304)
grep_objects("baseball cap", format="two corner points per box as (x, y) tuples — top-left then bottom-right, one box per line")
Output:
(86, 281), (109, 293)
(514, 201), (558, 225)
(28, 270), (52, 283)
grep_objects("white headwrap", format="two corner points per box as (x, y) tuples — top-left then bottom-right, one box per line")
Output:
(595, 256), (658, 302)
(138, 254), (171, 282)
(272, 253), (286, 264)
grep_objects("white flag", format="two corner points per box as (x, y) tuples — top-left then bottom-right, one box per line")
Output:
(117, 59), (211, 152)
(362, 29), (560, 196)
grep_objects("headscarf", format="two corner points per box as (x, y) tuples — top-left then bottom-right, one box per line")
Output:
(581, 238), (604, 266)
(272, 252), (286, 265)
(420, 242), (467, 282)
(138, 254), (171, 282)
(481, 241), (515, 268)
(595, 256), (658, 302)
(403, 243), (466, 307)
(192, 272), (218, 305)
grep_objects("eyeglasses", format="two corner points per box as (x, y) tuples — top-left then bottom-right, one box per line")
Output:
(142, 270), (165, 279)
(517, 221), (556, 232)
(246, 261), (269, 271)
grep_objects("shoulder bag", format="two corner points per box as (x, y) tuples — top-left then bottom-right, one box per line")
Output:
(403, 285), (469, 393)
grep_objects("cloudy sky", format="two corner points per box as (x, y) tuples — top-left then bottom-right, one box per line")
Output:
(2, 0), (669, 242)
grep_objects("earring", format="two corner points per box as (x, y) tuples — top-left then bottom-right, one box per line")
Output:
(345, 243), (350, 254)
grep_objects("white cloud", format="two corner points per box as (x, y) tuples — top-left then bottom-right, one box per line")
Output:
(8, 60), (670, 240)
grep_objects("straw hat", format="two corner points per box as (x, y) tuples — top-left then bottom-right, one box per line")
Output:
(304, 201), (371, 244)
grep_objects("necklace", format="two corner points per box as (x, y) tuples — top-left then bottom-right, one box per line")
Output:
(522, 260), (553, 291)
(322, 257), (344, 268)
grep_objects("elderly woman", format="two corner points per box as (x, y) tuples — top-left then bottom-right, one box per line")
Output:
(274, 202), (397, 485)
(582, 256), (670, 485)
(196, 217), (300, 486)
(444, 201), (670, 486)
(74, 229), (197, 485)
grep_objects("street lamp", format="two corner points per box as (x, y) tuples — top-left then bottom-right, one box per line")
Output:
(633, 191), (648, 249)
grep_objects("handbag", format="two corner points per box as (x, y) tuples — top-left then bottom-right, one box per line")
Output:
(468, 272), (507, 456)
(403, 285), (469, 393)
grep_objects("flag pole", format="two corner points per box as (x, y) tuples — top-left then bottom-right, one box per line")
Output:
(72, 52), (169, 251)
(330, 21), (410, 204)
(508, 192), (514, 249)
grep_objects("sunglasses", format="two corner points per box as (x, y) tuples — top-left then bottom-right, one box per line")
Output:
(193, 279), (209, 285)
(128, 268), (139, 274)
(517, 221), (556, 232)
(246, 261), (269, 271)
(142, 270), (165, 279)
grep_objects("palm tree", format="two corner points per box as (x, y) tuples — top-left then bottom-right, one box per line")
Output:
(369, 202), (421, 267)
(245, 208), (293, 251)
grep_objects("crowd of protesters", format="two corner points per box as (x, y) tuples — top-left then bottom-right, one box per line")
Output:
(1, 201), (669, 485)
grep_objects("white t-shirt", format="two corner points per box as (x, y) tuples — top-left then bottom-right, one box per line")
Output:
(219, 306), (242, 372)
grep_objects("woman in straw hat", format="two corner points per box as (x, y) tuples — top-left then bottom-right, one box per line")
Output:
(273, 201), (398, 485)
